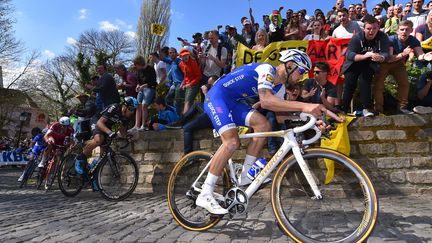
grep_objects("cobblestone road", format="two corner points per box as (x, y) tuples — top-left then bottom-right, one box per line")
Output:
(1, 168), (431, 242)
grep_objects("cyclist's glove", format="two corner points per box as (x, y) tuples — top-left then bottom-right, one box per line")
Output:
(108, 131), (117, 139)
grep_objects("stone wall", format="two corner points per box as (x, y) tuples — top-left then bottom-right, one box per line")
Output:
(121, 114), (432, 195)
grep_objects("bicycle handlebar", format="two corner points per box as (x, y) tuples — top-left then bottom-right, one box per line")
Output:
(293, 113), (322, 146)
(293, 113), (317, 133)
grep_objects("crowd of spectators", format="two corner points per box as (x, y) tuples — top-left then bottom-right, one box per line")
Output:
(80, 0), (432, 155)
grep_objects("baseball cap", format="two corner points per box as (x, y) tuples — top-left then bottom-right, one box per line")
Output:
(242, 19), (251, 26)
(179, 48), (190, 57)
(192, 32), (202, 39)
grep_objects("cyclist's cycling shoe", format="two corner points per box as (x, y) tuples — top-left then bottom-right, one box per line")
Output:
(75, 159), (86, 175)
(195, 194), (228, 215)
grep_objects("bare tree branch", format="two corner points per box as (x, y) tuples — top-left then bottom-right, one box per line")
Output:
(136, 0), (171, 58)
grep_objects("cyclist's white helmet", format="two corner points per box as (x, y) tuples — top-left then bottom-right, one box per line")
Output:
(59, 116), (70, 126)
(279, 49), (312, 71)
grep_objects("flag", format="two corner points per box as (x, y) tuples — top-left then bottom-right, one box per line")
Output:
(320, 115), (355, 184)
(151, 23), (166, 36)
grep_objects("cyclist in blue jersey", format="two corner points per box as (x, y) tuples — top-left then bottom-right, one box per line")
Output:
(196, 49), (344, 215)
(18, 127), (47, 182)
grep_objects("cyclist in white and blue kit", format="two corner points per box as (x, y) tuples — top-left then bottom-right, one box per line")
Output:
(197, 49), (343, 215)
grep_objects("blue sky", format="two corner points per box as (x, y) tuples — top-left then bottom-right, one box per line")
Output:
(13, 0), (383, 60)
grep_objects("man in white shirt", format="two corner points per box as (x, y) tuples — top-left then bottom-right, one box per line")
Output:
(403, 0), (430, 33)
(332, 8), (363, 38)
(199, 30), (228, 84)
(149, 52), (167, 85)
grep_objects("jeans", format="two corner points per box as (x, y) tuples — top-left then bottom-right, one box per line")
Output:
(183, 113), (212, 154)
(342, 61), (376, 112)
(166, 83), (184, 115)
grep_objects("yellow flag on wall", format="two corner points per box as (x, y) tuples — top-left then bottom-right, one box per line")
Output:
(151, 23), (166, 36)
(421, 37), (432, 50)
(320, 115), (355, 184)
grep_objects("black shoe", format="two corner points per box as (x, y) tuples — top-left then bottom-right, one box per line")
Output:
(165, 121), (183, 129)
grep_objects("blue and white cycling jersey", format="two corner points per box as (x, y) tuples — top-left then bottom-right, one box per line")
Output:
(31, 133), (46, 155)
(204, 63), (279, 135)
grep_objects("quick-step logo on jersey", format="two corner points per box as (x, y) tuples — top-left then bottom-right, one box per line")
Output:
(223, 74), (245, 88)
(207, 102), (221, 126)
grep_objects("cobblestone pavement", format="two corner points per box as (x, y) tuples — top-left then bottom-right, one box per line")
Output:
(1, 168), (431, 243)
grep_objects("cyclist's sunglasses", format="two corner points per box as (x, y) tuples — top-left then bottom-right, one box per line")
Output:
(284, 63), (306, 78)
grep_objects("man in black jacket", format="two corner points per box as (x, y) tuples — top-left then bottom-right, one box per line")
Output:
(94, 64), (120, 108)
(73, 94), (98, 141)
(341, 15), (390, 117)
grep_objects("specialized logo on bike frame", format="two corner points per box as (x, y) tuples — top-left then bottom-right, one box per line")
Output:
(255, 148), (284, 184)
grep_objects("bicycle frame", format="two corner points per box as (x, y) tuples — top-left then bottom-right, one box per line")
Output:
(191, 113), (323, 202)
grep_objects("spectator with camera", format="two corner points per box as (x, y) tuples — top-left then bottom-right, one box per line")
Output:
(199, 30), (227, 84)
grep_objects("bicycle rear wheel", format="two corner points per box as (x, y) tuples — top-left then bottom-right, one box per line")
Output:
(98, 153), (138, 201)
(272, 148), (378, 243)
(44, 158), (59, 191)
(167, 151), (231, 231)
(58, 154), (83, 197)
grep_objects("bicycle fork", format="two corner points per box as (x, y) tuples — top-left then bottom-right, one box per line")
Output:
(291, 145), (322, 200)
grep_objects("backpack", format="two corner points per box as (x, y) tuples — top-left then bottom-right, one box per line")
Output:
(204, 44), (225, 76)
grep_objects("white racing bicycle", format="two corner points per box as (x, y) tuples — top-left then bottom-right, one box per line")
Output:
(167, 113), (378, 242)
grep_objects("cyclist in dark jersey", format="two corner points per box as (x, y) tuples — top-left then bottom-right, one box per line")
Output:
(196, 49), (343, 215)
(74, 96), (138, 176)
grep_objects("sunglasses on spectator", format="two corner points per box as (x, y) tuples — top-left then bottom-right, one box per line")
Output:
(313, 70), (323, 74)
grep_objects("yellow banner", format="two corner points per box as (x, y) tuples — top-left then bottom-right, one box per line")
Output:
(235, 41), (309, 67)
(421, 37), (432, 50)
(151, 23), (166, 36)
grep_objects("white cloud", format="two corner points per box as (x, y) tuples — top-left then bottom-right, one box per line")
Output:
(78, 8), (88, 20)
(125, 31), (136, 40)
(99, 20), (119, 31)
(43, 50), (55, 59)
(171, 9), (184, 20)
(115, 18), (127, 27)
(66, 37), (77, 46)
(127, 25), (133, 30)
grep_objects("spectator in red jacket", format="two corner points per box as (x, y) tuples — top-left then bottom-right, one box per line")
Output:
(179, 48), (202, 114)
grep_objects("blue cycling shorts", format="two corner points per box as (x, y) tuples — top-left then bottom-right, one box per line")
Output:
(32, 145), (45, 155)
(204, 89), (255, 135)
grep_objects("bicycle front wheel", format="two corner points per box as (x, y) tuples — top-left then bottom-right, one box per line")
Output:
(272, 148), (378, 243)
(44, 159), (59, 191)
(98, 153), (138, 201)
(58, 154), (83, 197)
(167, 151), (231, 231)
